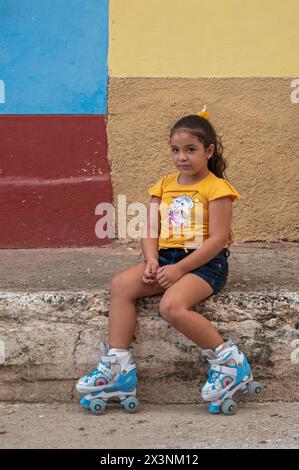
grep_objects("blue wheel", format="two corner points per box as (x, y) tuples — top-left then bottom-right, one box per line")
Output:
(209, 403), (221, 414)
(221, 399), (237, 415)
(247, 381), (263, 395)
(122, 397), (140, 414)
(90, 398), (107, 415)
(80, 396), (91, 409)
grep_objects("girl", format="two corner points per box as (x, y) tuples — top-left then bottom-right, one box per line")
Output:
(76, 109), (256, 415)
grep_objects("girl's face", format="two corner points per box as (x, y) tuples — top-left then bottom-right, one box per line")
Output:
(170, 129), (214, 175)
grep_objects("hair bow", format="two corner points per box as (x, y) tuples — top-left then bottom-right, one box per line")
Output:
(196, 105), (210, 121)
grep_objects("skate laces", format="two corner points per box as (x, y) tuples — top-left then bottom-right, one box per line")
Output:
(97, 362), (116, 380)
(85, 345), (134, 383)
(207, 364), (236, 383)
(84, 355), (117, 383)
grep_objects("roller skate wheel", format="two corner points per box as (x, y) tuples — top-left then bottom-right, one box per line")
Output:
(122, 397), (140, 414)
(221, 399), (237, 415)
(247, 381), (263, 395)
(90, 398), (107, 415)
(209, 403), (221, 414)
(80, 396), (91, 409)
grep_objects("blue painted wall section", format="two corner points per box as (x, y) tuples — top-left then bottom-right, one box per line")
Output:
(0, 0), (108, 114)
(0, 0), (111, 248)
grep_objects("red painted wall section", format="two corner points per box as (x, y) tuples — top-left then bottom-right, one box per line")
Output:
(0, 116), (112, 248)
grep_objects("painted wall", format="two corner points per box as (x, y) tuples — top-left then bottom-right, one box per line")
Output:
(0, 0), (111, 247)
(0, 0), (108, 114)
(108, 0), (299, 243)
(109, 0), (299, 77)
(1, 0), (298, 247)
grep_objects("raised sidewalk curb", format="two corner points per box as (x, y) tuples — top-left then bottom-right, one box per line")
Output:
(0, 241), (298, 403)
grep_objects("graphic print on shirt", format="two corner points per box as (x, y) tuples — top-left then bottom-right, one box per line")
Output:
(159, 191), (204, 247)
(166, 195), (194, 233)
(147, 171), (241, 249)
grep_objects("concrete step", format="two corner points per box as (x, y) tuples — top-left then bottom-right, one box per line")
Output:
(0, 241), (298, 404)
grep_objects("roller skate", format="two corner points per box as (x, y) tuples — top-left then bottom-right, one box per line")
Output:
(76, 344), (139, 415)
(200, 339), (262, 415)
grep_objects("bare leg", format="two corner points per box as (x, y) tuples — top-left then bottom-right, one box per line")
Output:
(159, 273), (224, 350)
(108, 261), (165, 348)
(165, 308), (224, 350)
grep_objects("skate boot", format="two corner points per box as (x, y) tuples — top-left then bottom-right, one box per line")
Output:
(76, 343), (139, 415)
(201, 339), (262, 415)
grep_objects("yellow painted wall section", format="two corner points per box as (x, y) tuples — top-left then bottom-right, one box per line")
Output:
(109, 0), (299, 77)
(107, 77), (299, 243)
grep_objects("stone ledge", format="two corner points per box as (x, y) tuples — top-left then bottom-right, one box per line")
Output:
(0, 288), (298, 403)
(0, 242), (298, 403)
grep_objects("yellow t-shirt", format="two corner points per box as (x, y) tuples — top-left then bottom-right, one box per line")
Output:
(147, 170), (240, 251)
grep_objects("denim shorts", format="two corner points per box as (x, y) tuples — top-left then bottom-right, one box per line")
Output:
(158, 247), (230, 296)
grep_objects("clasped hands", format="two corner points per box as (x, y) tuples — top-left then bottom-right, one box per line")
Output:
(142, 258), (184, 289)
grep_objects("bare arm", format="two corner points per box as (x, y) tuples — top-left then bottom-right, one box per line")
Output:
(176, 196), (233, 274)
(141, 196), (161, 262)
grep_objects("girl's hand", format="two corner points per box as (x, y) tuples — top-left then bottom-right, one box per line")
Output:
(142, 258), (160, 284)
(156, 264), (184, 289)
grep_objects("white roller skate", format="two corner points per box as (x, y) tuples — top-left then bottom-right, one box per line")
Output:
(76, 343), (139, 415)
(200, 339), (262, 415)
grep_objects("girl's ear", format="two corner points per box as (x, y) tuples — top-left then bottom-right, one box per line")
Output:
(206, 143), (215, 159)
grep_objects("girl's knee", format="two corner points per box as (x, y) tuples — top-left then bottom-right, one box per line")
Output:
(159, 299), (182, 325)
(110, 272), (129, 296)
(110, 268), (141, 300)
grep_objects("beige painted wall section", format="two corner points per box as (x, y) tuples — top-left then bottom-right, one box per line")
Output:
(107, 78), (299, 243)
(109, 0), (299, 77)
